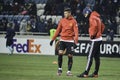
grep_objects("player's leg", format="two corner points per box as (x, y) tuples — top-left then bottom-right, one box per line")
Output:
(9, 39), (14, 54)
(58, 50), (63, 71)
(57, 41), (65, 76)
(68, 54), (73, 72)
(77, 41), (96, 78)
(89, 41), (102, 78)
(7, 46), (12, 54)
(67, 54), (73, 76)
(6, 39), (13, 55)
(85, 41), (95, 74)
(66, 42), (74, 76)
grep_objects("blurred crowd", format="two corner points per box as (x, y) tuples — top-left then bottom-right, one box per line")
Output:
(0, 0), (36, 15)
(44, 0), (120, 35)
(0, 0), (120, 38)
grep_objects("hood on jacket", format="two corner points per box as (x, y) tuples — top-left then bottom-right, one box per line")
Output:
(90, 11), (100, 17)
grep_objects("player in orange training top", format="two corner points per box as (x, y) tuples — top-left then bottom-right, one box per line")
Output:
(50, 7), (78, 76)
(77, 7), (105, 78)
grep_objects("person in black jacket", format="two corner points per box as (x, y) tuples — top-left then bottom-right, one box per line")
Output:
(5, 22), (15, 55)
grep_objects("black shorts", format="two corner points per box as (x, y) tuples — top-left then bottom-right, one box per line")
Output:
(59, 41), (75, 54)
(6, 38), (13, 46)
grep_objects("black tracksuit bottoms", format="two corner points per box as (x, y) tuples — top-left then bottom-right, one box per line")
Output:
(85, 40), (102, 74)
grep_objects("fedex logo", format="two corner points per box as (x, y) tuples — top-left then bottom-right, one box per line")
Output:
(12, 39), (41, 53)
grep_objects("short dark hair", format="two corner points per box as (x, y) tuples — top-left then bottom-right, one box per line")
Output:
(64, 7), (71, 12)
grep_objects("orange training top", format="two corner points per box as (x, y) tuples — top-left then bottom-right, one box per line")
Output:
(89, 11), (105, 39)
(52, 16), (79, 44)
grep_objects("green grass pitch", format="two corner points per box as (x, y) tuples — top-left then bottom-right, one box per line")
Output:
(0, 54), (120, 80)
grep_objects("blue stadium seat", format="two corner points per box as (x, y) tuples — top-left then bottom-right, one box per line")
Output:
(51, 15), (56, 23)
(44, 0), (48, 3)
(23, 15), (30, 21)
(46, 15), (52, 21)
(36, 3), (42, 10)
(34, 0), (39, 4)
(4, 15), (8, 19)
(37, 9), (45, 16)
(40, 15), (46, 20)
(4, 0), (13, 4)
(13, 15), (19, 20)
(42, 3), (46, 9)
(17, 15), (24, 21)
(0, 15), (3, 20)
(8, 15), (14, 21)
(56, 16), (62, 24)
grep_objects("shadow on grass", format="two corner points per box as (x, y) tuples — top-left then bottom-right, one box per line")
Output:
(100, 74), (120, 77)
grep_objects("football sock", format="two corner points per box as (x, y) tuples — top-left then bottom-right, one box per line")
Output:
(68, 56), (73, 71)
(7, 46), (13, 54)
(58, 55), (63, 68)
(84, 71), (88, 75)
(58, 68), (62, 70)
(94, 57), (100, 74)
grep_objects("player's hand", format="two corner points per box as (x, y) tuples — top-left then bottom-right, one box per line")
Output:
(90, 35), (96, 39)
(50, 40), (54, 46)
(5, 36), (7, 39)
(73, 43), (77, 49)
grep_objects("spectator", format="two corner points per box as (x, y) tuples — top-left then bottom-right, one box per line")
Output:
(26, 20), (32, 32)
(77, 0), (85, 12)
(13, 19), (19, 32)
(115, 8), (120, 34)
(2, 1), (12, 15)
(105, 0), (116, 17)
(94, 0), (101, 14)
(7, 21), (15, 31)
(106, 29), (114, 41)
(76, 8), (87, 34)
(55, 3), (64, 15)
(0, 0), (119, 35)
(5, 22), (15, 55)
(30, 16), (37, 32)
(12, 2), (20, 15)
(0, 1), (3, 14)
(38, 18), (46, 32)
(0, 19), (4, 31)
(13, 0), (25, 5)
(44, 0), (53, 15)
(1, 17), (8, 31)
(84, 0), (95, 10)
(21, 7), (28, 15)
(28, 2), (37, 15)
(69, 0), (78, 15)
(19, 19), (27, 35)
(110, 18), (117, 34)
(45, 18), (52, 33)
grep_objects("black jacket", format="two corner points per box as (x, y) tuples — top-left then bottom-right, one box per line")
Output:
(5, 28), (15, 39)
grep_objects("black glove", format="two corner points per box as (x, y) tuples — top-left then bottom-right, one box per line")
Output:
(90, 35), (96, 39)
(5, 36), (7, 39)
(73, 43), (77, 49)
(50, 40), (54, 46)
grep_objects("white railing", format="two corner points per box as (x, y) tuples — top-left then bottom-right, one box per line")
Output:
(0, 31), (48, 36)
(0, 31), (120, 38)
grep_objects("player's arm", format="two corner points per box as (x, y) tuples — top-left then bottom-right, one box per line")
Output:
(101, 22), (105, 33)
(73, 20), (79, 44)
(5, 30), (10, 38)
(50, 20), (62, 46)
(89, 19), (97, 39)
(5, 32), (8, 38)
(52, 21), (62, 41)
(12, 30), (16, 38)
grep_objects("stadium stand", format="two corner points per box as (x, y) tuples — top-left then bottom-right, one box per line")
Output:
(40, 15), (46, 20)
(0, 0), (120, 39)
(36, 3), (46, 10)
(37, 10), (44, 16)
